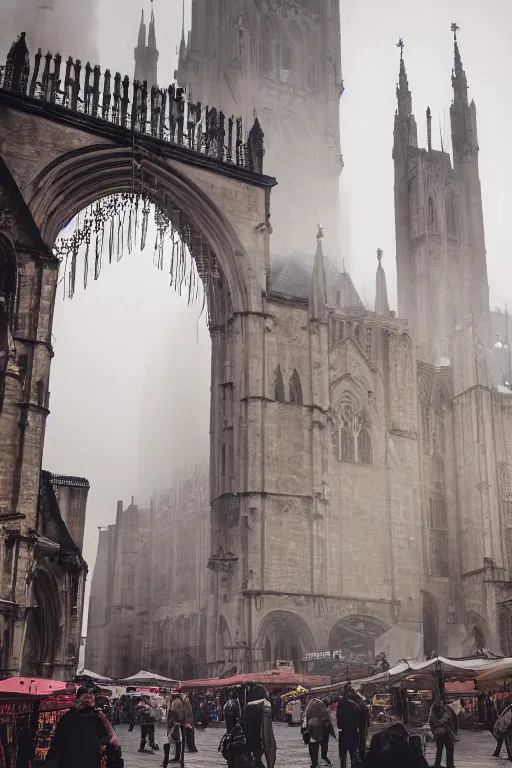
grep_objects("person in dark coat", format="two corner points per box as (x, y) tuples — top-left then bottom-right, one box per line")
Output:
(337, 691), (364, 768)
(364, 722), (428, 768)
(301, 697), (336, 767)
(429, 700), (456, 768)
(46, 688), (120, 768)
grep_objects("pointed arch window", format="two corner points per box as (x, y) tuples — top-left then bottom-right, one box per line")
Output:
(358, 427), (373, 465)
(428, 196), (438, 233)
(289, 369), (303, 406)
(274, 364), (285, 403)
(445, 188), (458, 238)
(336, 401), (373, 465)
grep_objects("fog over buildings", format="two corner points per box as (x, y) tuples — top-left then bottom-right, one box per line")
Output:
(3, 0), (511, 613)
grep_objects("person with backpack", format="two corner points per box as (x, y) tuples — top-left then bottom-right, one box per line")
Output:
(46, 686), (121, 768)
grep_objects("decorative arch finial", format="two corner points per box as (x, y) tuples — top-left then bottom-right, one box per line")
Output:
(317, 224), (324, 241)
(397, 38), (404, 59)
(377, 248), (383, 264)
(451, 22), (460, 41)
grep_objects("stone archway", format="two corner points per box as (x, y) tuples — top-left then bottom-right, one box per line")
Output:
(21, 567), (62, 677)
(256, 611), (316, 671)
(328, 615), (389, 661)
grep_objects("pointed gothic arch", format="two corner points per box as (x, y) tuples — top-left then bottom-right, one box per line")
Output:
(289, 368), (303, 405)
(428, 195), (438, 233)
(422, 591), (439, 658)
(274, 364), (285, 402)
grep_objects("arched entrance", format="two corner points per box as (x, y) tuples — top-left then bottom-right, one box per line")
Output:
(21, 568), (62, 677)
(256, 611), (316, 671)
(0, 37), (275, 678)
(329, 615), (388, 661)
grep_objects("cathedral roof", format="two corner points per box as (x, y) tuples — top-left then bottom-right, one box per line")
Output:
(269, 251), (342, 301)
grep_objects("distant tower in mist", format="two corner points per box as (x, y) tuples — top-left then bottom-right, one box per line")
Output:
(1, 0), (99, 64)
(176, 1), (344, 260)
(134, 3), (159, 88)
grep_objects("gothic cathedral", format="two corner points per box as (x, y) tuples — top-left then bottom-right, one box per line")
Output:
(173, 1), (512, 667)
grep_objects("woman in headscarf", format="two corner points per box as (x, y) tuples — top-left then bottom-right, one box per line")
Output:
(46, 687), (120, 768)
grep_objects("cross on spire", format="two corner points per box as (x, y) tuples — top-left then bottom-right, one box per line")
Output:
(451, 22), (460, 41)
(397, 38), (404, 59)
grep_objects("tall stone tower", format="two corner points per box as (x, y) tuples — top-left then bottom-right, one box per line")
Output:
(393, 30), (490, 377)
(134, 3), (159, 89)
(177, 0), (343, 260)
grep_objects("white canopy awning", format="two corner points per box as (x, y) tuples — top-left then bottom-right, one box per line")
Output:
(118, 670), (179, 686)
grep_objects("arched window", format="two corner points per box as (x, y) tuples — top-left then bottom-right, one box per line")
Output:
(289, 369), (303, 405)
(445, 188), (458, 238)
(358, 428), (373, 465)
(336, 402), (372, 465)
(428, 196), (437, 232)
(274, 364), (285, 402)
(340, 422), (355, 462)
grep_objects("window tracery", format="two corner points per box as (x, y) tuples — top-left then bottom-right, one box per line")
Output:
(335, 399), (373, 465)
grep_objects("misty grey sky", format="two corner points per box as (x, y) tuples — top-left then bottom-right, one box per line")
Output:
(27, 0), (512, 600)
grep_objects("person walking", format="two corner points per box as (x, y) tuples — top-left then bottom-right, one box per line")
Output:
(492, 701), (512, 759)
(164, 689), (185, 766)
(336, 690), (363, 768)
(301, 697), (335, 768)
(137, 696), (159, 754)
(429, 699), (456, 768)
(180, 687), (198, 753)
(47, 687), (121, 768)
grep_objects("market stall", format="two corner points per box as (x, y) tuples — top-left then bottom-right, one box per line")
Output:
(0, 678), (74, 767)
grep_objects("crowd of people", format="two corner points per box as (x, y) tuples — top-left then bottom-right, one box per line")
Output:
(41, 677), (512, 768)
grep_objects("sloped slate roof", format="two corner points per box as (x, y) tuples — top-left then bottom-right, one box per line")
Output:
(270, 251), (342, 300)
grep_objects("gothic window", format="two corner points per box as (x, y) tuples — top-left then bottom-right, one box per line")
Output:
(422, 592), (439, 658)
(274, 364), (285, 402)
(289, 369), (303, 406)
(358, 427), (373, 465)
(336, 291), (341, 308)
(340, 422), (355, 462)
(250, 37), (259, 72)
(445, 188), (458, 238)
(422, 404), (431, 454)
(428, 196), (438, 233)
(336, 403), (373, 465)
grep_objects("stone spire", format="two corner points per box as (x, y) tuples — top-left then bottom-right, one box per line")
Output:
(309, 226), (327, 322)
(451, 22), (468, 107)
(148, 0), (157, 50)
(138, 10), (146, 48)
(134, 3), (159, 88)
(375, 248), (390, 317)
(396, 39), (412, 118)
(450, 23), (477, 167)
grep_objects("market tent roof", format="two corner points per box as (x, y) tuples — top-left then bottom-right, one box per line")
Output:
(355, 656), (505, 687)
(475, 657), (512, 687)
(179, 671), (331, 690)
(117, 670), (179, 686)
(76, 669), (113, 682)
(0, 677), (69, 698)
